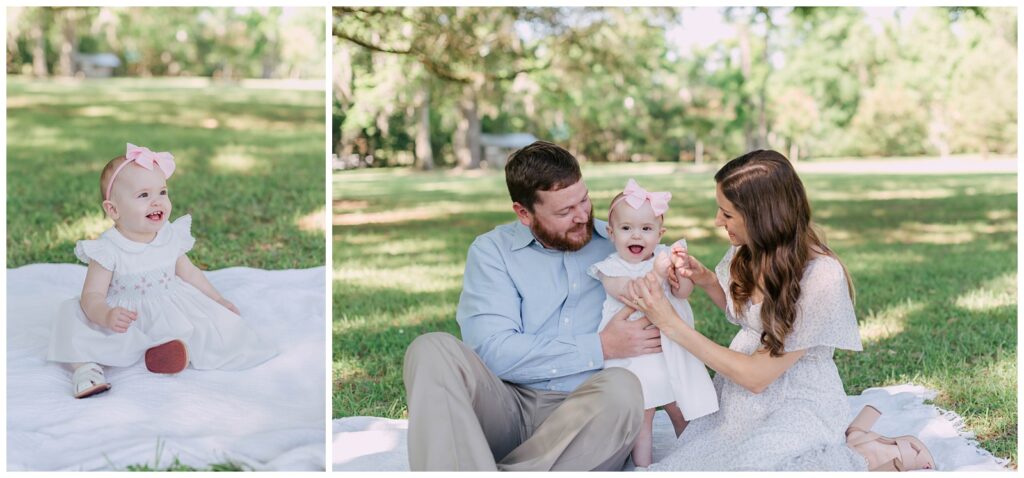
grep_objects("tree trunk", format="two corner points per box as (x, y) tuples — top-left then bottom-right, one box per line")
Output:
(757, 10), (772, 150)
(757, 91), (768, 150)
(414, 85), (434, 171)
(57, 9), (77, 77)
(695, 139), (704, 165)
(455, 85), (482, 169)
(928, 105), (951, 159)
(737, 23), (756, 151)
(334, 42), (352, 106)
(30, 21), (48, 77)
(789, 142), (799, 162)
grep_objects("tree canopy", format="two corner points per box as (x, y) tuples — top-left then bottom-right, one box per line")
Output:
(7, 7), (324, 80)
(333, 7), (1017, 168)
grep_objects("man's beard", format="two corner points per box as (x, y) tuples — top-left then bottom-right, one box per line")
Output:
(531, 210), (595, 252)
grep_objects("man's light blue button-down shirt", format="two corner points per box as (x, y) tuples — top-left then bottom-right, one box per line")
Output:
(456, 219), (615, 392)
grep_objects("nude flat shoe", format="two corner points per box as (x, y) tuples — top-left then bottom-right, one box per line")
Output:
(846, 405), (935, 471)
(145, 339), (189, 374)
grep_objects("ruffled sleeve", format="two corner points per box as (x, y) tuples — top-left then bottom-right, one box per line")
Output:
(714, 245), (736, 287)
(74, 239), (115, 271)
(784, 257), (863, 352)
(170, 214), (196, 256)
(587, 253), (627, 280)
(714, 246), (742, 326)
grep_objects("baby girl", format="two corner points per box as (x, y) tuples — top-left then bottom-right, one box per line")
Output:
(587, 178), (718, 467)
(47, 143), (277, 398)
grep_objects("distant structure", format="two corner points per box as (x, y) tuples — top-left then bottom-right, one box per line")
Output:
(76, 53), (121, 78)
(480, 132), (538, 169)
(333, 153), (374, 170)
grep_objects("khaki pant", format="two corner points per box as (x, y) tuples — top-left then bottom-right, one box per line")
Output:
(403, 332), (643, 471)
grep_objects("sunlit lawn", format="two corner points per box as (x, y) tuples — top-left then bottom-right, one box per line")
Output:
(6, 77), (325, 270)
(334, 162), (1017, 467)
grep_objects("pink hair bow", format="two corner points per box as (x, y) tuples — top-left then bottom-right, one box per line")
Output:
(617, 178), (671, 216)
(125, 143), (176, 178)
(104, 143), (176, 200)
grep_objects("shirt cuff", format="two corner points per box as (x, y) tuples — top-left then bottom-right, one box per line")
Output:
(578, 332), (604, 370)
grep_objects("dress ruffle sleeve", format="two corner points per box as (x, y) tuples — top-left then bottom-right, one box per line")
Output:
(784, 257), (863, 352)
(715, 246), (742, 326)
(74, 239), (115, 271)
(171, 214), (196, 256)
(587, 253), (632, 280)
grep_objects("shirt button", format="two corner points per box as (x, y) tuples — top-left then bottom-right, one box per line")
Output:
(572, 282), (578, 289)
(551, 368), (557, 374)
(588, 361), (594, 367)
(563, 317), (569, 324)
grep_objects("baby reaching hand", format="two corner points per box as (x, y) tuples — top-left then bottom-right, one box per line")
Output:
(587, 178), (718, 467)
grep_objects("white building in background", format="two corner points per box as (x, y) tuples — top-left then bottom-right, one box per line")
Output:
(480, 133), (538, 169)
(76, 53), (121, 78)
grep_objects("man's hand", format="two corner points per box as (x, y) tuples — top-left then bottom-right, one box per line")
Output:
(103, 307), (137, 333)
(599, 305), (662, 360)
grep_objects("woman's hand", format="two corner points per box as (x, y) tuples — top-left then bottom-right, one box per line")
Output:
(621, 272), (681, 331)
(217, 298), (241, 315)
(103, 307), (137, 333)
(672, 245), (717, 289)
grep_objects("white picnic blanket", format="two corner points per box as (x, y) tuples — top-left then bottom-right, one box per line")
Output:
(332, 384), (1011, 471)
(7, 264), (326, 471)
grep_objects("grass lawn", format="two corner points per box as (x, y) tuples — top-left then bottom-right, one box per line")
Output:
(7, 77), (325, 270)
(334, 161), (1017, 467)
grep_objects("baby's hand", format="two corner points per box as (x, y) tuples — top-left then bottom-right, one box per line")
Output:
(103, 307), (137, 333)
(217, 298), (241, 315)
(670, 242), (687, 269)
(653, 251), (672, 281)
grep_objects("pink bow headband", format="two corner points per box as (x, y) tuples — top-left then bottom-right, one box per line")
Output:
(104, 143), (176, 200)
(609, 178), (671, 216)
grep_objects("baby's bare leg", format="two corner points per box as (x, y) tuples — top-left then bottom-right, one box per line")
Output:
(663, 402), (689, 437)
(631, 408), (656, 467)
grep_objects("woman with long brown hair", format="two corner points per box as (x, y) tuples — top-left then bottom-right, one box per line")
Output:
(627, 150), (933, 471)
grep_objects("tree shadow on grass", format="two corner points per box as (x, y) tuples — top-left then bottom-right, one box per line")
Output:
(332, 169), (1017, 461)
(7, 82), (325, 270)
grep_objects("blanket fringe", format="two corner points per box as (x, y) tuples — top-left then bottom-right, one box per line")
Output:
(931, 402), (1012, 469)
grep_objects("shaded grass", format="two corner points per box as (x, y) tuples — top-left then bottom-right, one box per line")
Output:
(6, 77), (325, 270)
(334, 163), (1017, 466)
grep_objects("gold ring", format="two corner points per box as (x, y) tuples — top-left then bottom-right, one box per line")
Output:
(635, 298), (645, 308)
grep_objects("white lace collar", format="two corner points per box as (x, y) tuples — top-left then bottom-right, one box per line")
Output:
(102, 221), (174, 253)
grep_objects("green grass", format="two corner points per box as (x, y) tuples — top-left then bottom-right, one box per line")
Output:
(333, 162), (1017, 467)
(112, 440), (248, 471)
(125, 459), (246, 472)
(7, 77), (325, 270)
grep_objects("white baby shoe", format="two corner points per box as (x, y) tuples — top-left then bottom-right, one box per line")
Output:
(73, 362), (111, 399)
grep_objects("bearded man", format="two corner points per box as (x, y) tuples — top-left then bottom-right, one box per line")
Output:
(403, 141), (663, 471)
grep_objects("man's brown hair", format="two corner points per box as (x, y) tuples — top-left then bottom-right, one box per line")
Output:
(504, 141), (581, 212)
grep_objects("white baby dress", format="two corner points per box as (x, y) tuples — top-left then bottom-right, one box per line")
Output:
(47, 215), (278, 370)
(587, 241), (718, 418)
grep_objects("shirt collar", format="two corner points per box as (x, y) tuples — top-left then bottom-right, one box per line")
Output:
(510, 218), (610, 252)
(103, 220), (173, 253)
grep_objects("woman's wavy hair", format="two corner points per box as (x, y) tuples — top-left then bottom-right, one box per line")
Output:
(715, 150), (855, 357)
